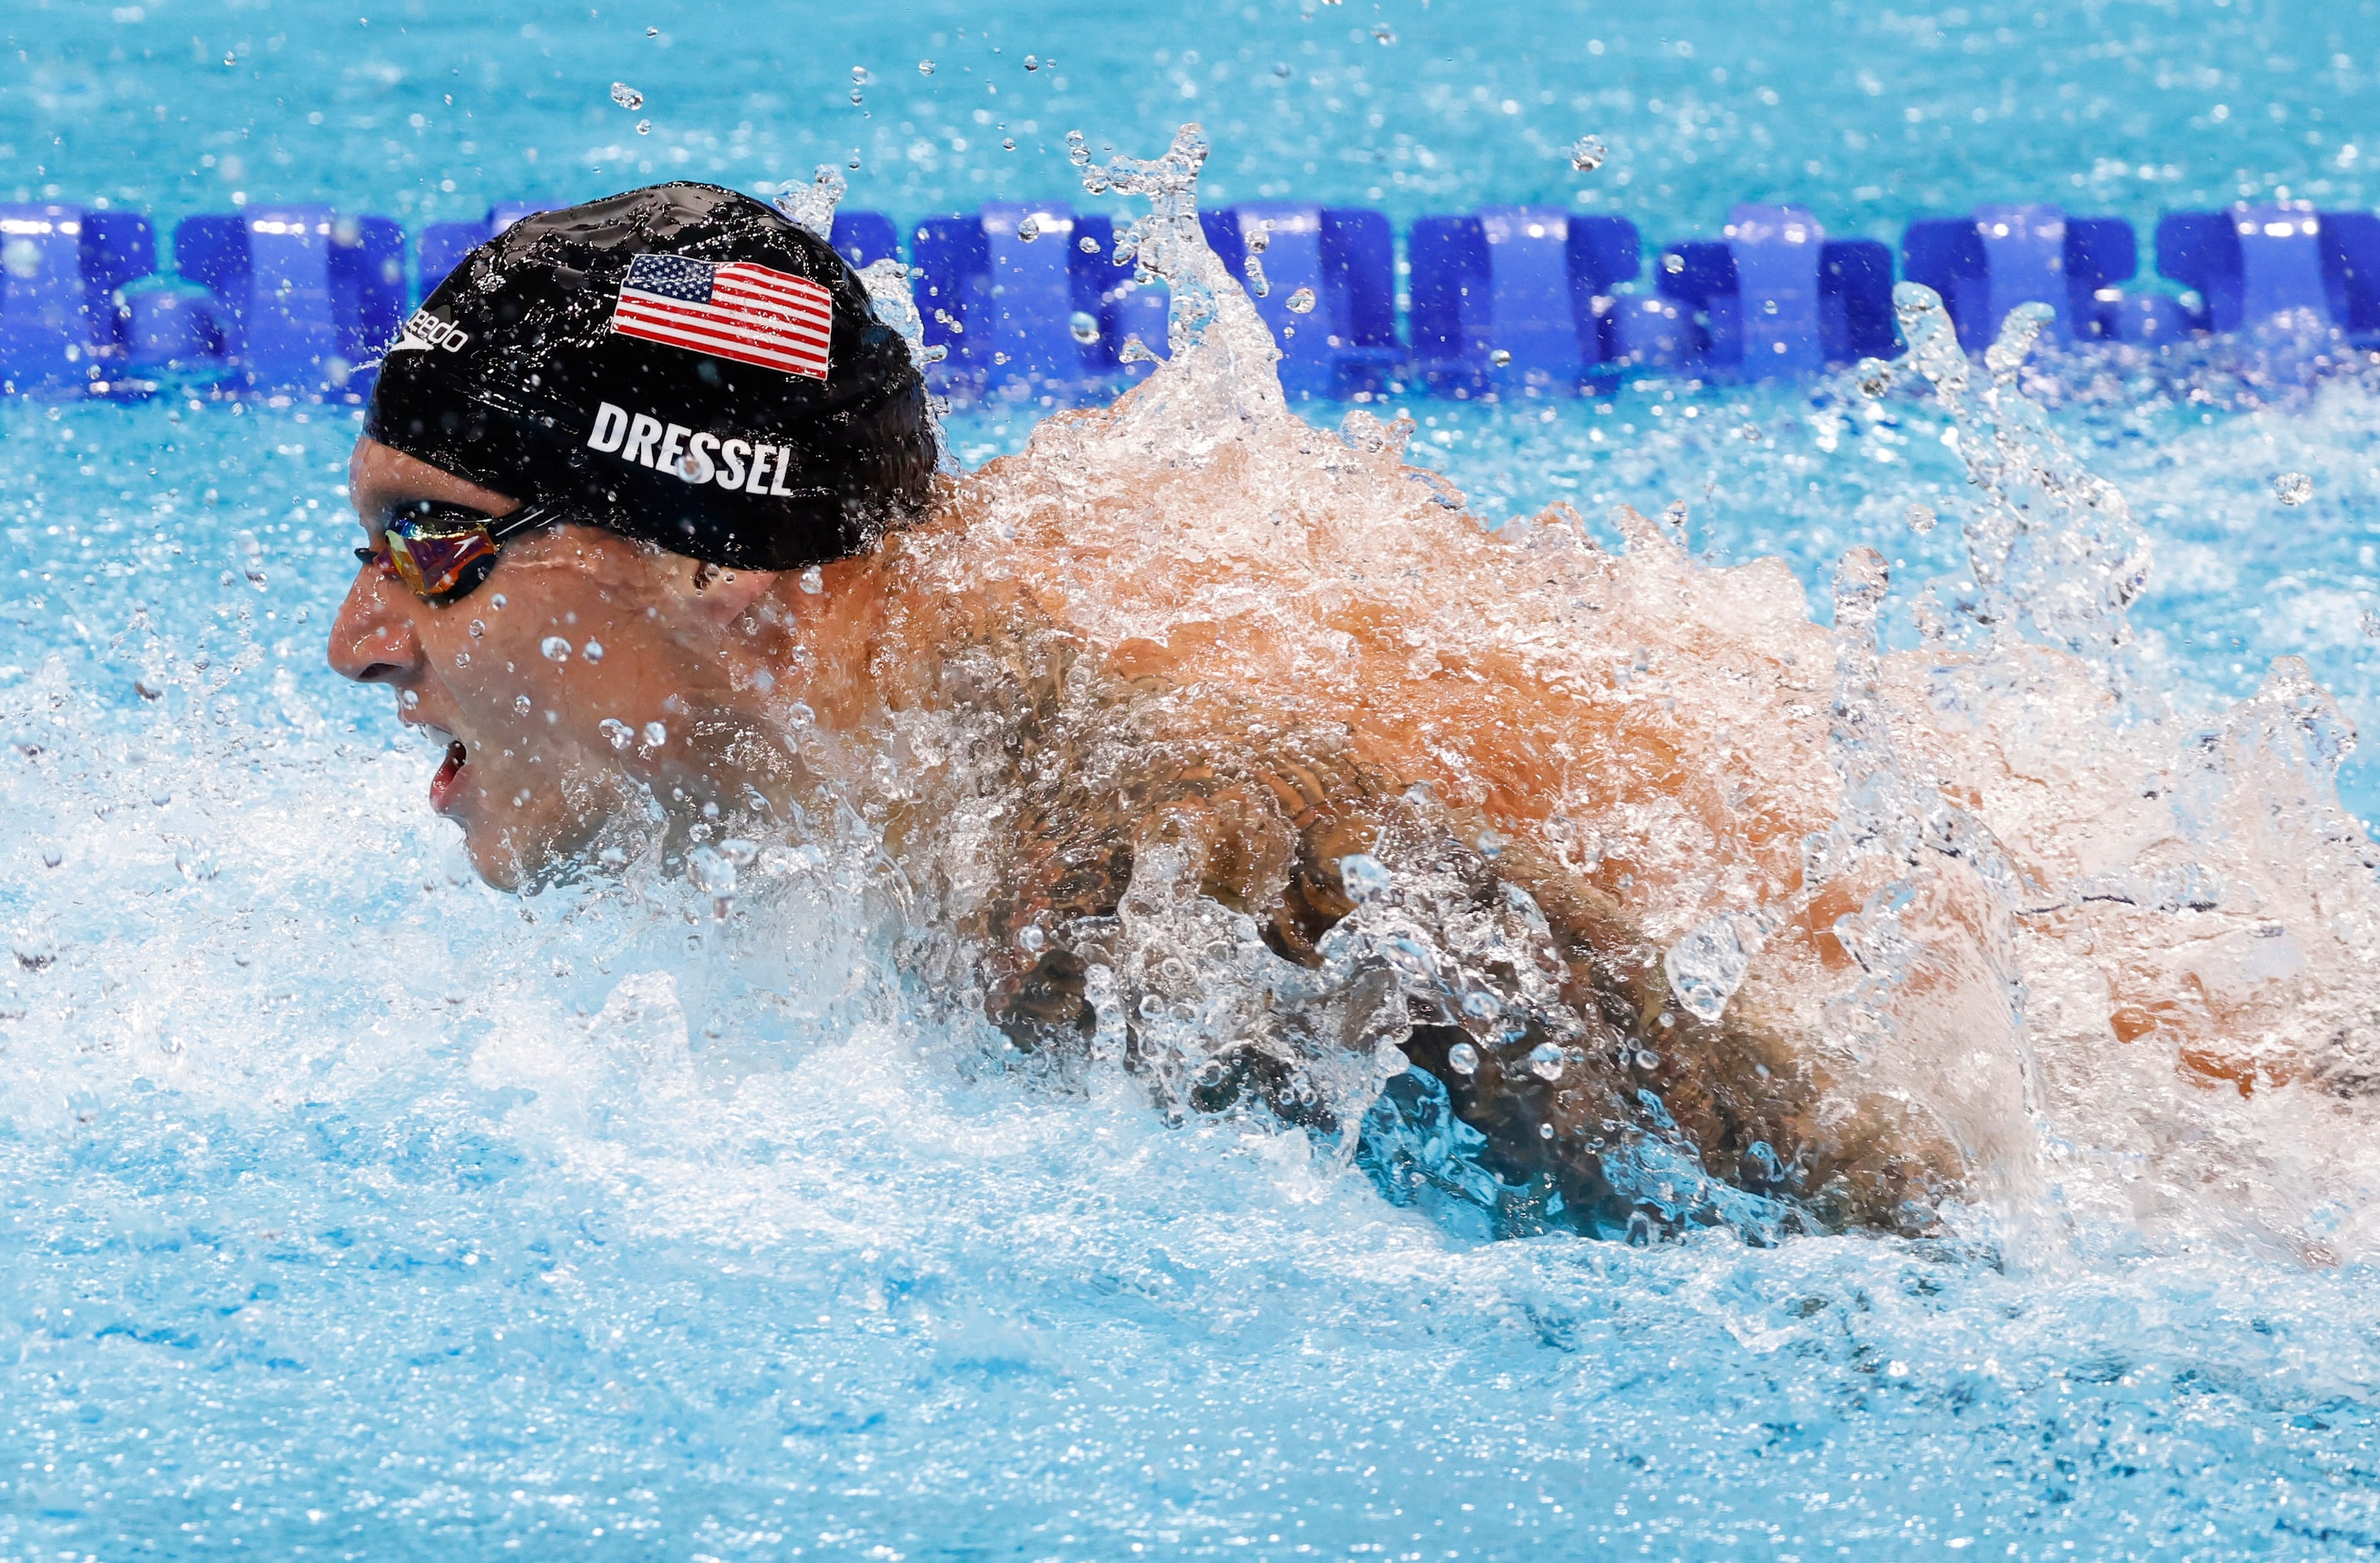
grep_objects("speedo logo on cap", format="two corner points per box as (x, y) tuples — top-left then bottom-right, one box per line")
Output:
(586, 401), (799, 496)
(387, 308), (470, 355)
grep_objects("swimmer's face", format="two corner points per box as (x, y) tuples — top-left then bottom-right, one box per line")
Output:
(328, 438), (777, 889)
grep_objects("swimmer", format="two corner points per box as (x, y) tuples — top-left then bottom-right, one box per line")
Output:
(331, 182), (1958, 1239)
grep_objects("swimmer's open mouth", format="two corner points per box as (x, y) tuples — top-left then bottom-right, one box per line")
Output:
(430, 739), (468, 815)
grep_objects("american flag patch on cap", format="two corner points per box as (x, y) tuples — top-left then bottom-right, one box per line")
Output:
(610, 253), (832, 380)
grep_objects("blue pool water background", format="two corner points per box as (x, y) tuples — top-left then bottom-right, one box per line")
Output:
(8, 2), (2380, 1556)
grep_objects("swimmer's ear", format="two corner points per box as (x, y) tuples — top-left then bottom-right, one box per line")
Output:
(683, 563), (778, 629)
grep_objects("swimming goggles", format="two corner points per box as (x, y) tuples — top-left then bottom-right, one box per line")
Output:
(355, 498), (564, 605)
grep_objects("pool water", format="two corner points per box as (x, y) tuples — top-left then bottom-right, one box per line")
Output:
(9, 3), (2380, 1559)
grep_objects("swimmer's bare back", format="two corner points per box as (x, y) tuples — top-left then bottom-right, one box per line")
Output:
(847, 519), (1959, 1238)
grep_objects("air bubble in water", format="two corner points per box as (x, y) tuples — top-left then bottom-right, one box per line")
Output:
(1570, 134), (1608, 172)
(599, 717), (633, 750)
(1538, 1122), (1555, 1139)
(490, 594), (507, 610)
(610, 82), (644, 111)
(1853, 356), (1895, 398)
(1370, 22), (1395, 42)
(1272, 62), (1291, 77)
(514, 694), (531, 716)
(1488, 348), (1513, 368)
(1069, 310), (1099, 345)
(1446, 1040), (1479, 1076)
(1662, 251), (1685, 274)
(1002, 137), (1018, 151)
(583, 640), (604, 663)
(1024, 54), (1039, 71)
(851, 65), (866, 82)
(917, 59), (935, 74)
(454, 650), (470, 667)
(798, 565), (823, 594)
(646, 26), (657, 37)
(1906, 503), (1937, 534)
(636, 119), (652, 135)
(468, 618), (485, 638)
(2276, 471), (2314, 505)
(1527, 1041), (1566, 1082)
(643, 722), (667, 747)
(1017, 215), (1041, 242)
(540, 636), (571, 662)
(1284, 285), (1315, 314)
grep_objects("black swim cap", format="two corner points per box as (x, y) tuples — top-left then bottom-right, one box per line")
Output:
(365, 181), (935, 573)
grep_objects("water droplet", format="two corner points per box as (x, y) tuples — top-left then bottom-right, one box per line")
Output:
(1488, 348), (1513, 368)
(851, 65), (867, 82)
(1024, 54), (1039, 71)
(1069, 310), (1099, 345)
(514, 694), (532, 716)
(1662, 251), (1685, 274)
(1634, 1049), (1659, 1071)
(400, 687), (420, 708)
(468, 618), (485, 638)
(1374, 1040), (1410, 1075)
(1273, 62), (1292, 77)
(1447, 1040), (1479, 1076)
(1284, 285), (1315, 314)
(1570, 134), (1609, 172)
(917, 59), (935, 74)
(540, 635), (571, 662)
(1076, 234), (1101, 255)
(582, 640), (604, 663)
(991, 350), (1010, 365)
(1017, 214), (1041, 242)
(1906, 503), (1937, 535)
(646, 26), (658, 37)
(1002, 137), (1017, 151)
(2363, 611), (2380, 640)
(636, 119), (653, 135)
(454, 650), (470, 667)
(1371, 22), (1396, 42)
(1017, 924), (1046, 953)
(798, 565), (823, 594)
(1339, 853), (1393, 903)
(490, 594), (507, 610)
(688, 844), (736, 891)
(599, 717), (634, 750)
(1538, 1121), (1556, 1139)
(1853, 356), (1895, 398)
(1527, 1041), (1566, 1082)
(643, 721), (668, 747)
(2276, 471), (2314, 506)
(610, 82), (644, 111)
(850, 89), (863, 105)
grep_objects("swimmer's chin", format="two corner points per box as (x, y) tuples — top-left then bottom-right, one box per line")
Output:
(450, 816), (643, 896)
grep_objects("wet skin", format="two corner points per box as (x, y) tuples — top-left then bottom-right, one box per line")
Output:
(328, 435), (1954, 1236)
(330, 438), (800, 887)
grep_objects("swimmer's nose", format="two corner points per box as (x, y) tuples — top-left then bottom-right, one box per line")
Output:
(327, 566), (423, 685)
